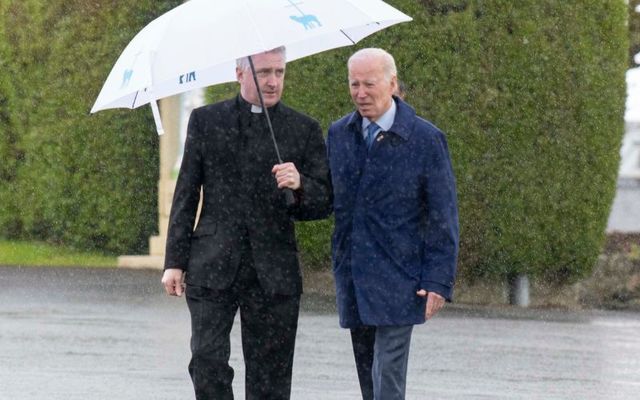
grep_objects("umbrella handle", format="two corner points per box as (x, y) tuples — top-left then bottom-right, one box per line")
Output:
(283, 188), (296, 207)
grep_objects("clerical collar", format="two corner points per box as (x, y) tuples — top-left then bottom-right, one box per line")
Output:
(238, 94), (279, 115)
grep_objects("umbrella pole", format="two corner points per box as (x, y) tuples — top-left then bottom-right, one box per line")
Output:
(248, 56), (283, 164)
(248, 55), (295, 206)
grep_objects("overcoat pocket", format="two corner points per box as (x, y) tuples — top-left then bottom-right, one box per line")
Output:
(192, 222), (217, 238)
(188, 223), (232, 268)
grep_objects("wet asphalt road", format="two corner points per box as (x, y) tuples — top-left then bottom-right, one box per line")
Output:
(1, 266), (639, 400)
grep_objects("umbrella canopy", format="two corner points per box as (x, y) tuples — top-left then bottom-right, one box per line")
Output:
(90, 0), (412, 122)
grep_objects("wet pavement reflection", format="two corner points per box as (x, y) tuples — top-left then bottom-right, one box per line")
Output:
(1, 266), (639, 399)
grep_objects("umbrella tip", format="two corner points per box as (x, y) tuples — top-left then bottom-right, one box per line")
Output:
(150, 101), (165, 135)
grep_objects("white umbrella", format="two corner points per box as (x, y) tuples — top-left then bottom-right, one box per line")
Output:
(90, 0), (412, 134)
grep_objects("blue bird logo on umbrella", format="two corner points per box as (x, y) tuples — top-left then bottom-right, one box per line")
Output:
(287, 0), (322, 29)
(121, 69), (133, 88)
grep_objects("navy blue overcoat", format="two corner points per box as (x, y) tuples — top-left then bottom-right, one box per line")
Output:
(327, 98), (459, 328)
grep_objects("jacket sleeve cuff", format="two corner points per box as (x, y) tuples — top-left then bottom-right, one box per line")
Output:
(164, 265), (186, 271)
(163, 254), (188, 271)
(419, 280), (454, 302)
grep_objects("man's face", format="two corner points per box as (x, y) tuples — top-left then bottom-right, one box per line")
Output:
(237, 51), (286, 108)
(348, 56), (396, 121)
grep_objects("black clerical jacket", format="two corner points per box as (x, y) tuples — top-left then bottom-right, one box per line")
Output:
(164, 96), (332, 295)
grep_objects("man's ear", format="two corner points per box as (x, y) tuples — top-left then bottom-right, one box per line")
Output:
(236, 67), (243, 82)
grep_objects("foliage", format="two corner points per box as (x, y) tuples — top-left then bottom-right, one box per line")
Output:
(0, 1), (21, 236)
(282, 0), (627, 281)
(630, 0), (640, 66)
(0, 1), (181, 254)
(0, 240), (116, 267)
(572, 234), (640, 309)
(0, 1), (628, 286)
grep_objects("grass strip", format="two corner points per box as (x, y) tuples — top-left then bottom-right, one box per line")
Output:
(0, 240), (117, 267)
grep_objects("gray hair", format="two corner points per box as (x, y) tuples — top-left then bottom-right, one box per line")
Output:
(236, 46), (287, 70)
(348, 48), (397, 82)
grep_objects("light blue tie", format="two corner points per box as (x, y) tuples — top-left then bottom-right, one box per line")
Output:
(365, 122), (380, 149)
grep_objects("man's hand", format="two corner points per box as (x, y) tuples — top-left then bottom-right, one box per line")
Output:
(272, 162), (301, 190)
(162, 268), (185, 297)
(416, 290), (445, 320)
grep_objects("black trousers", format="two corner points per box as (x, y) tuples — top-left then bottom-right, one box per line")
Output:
(350, 326), (376, 400)
(185, 244), (300, 400)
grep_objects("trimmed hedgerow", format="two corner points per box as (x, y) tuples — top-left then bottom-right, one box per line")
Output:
(0, 0), (181, 254)
(0, 1), (20, 237)
(629, 0), (640, 66)
(0, 0), (628, 288)
(283, 0), (627, 285)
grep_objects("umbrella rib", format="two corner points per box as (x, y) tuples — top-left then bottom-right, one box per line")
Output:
(242, 1), (267, 52)
(131, 90), (140, 109)
(339, 29), (357, 45)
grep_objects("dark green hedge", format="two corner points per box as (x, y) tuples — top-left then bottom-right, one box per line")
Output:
(630, 0), (640, 66)
(283, 0), (627, 283)
(1, 0), (628, 286)
(0, 2), (19, 236)
(0, 0), (181, 254)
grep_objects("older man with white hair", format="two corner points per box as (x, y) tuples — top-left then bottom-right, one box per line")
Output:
(327, 48), (459, 400)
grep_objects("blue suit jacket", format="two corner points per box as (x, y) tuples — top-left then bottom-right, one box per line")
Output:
(327, 97), (459, 328)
